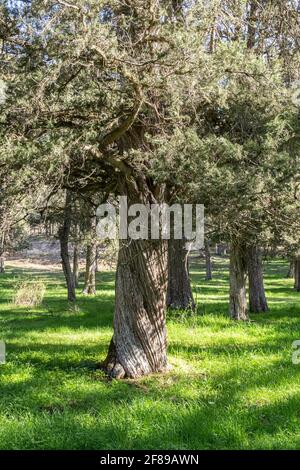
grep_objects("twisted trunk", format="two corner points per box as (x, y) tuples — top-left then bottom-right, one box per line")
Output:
(102, 180), (169, 379)
(204, 240), (212, 281)
(59, 190), (76, 304)
(229, 243), (248, 320)
(247, 245), (268, 313)
(103, 237), (168, 379)
(167, 238), (195, 310)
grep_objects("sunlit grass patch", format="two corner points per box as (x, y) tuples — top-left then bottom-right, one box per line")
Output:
(0, 258), (299, 449)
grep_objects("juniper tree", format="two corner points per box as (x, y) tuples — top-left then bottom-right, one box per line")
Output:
(1, 0), (213, 377)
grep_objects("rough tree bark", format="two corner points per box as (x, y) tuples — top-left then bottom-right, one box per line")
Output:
(59, 190), (76, 304)
(102, 237), (168, 379)
(82, 241), (97, 295)
(294, 257), (300, 292)
(229, 242), (248, 320)
(204, 240), (212, 281)
(247, 245), (268, 313)
(167, 238), (195, 310)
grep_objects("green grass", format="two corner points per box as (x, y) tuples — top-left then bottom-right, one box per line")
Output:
(0, 257), (300, 450)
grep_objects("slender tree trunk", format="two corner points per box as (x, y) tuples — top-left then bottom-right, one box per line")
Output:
(167, 238), (195, 310)
(59, 190), (76, 304)
(0, 232), (5, 273)
(247, 0), (257, 50)
(294, 257), (300, 292)
(229, 243), (248, 320)
(102, 237), (168, 379)
(247, 245), (268, 313)
(73, 241), (80, 288)
(215, 243), (226, 256)
(0, 254), (4, 273)
(82, 242), (96, 295)
(287, 259), (295, 278)
(204, 240), (212, 280)
(95, 244), (100, 272)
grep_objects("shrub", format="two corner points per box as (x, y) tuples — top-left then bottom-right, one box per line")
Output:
(13, 280), (46, 307)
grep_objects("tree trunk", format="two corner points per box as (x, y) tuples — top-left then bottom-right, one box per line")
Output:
(215, 243), (226, 256)
(204, 240), (212, 280)
(229, 243), (248, 320)
(95, 244), (100, 272)
(82, 242), (96, 295)
(102, 236), (168, 379)
(0, 254), (4, 273)
(247, 0), (257, 50)
(59, 190), (76, 304)
(73, 241), (80, 288)
(247, 245), (268, 313)
(167, 238), (195, 310)
(287, 259), (295, 278)
(294, 257), (300, 292)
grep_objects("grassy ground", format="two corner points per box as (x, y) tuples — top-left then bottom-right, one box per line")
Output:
(0, 257), (299, 450)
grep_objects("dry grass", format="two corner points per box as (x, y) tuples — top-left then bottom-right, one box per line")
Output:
(13, 280), (46, 307)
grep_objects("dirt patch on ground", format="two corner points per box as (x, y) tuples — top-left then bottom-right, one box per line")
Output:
(6, 259), (63, 272)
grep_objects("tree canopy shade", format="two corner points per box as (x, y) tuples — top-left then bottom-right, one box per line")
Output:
(0, 0), (299, 377)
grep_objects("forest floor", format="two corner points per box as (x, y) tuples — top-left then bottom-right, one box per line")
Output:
(0, 257), (299, 450)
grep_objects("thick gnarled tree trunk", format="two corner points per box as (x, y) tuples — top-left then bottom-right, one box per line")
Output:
(294, 257), (300, 292)
(247, 245), (268, 313)
(204, 240), (212, 281)
(103, 237), (168, 379)
(82, 242), (96, 295)
(167, 238), (195, 310)
(59, 190), (76, 304)
(229, 243), (248, 321)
